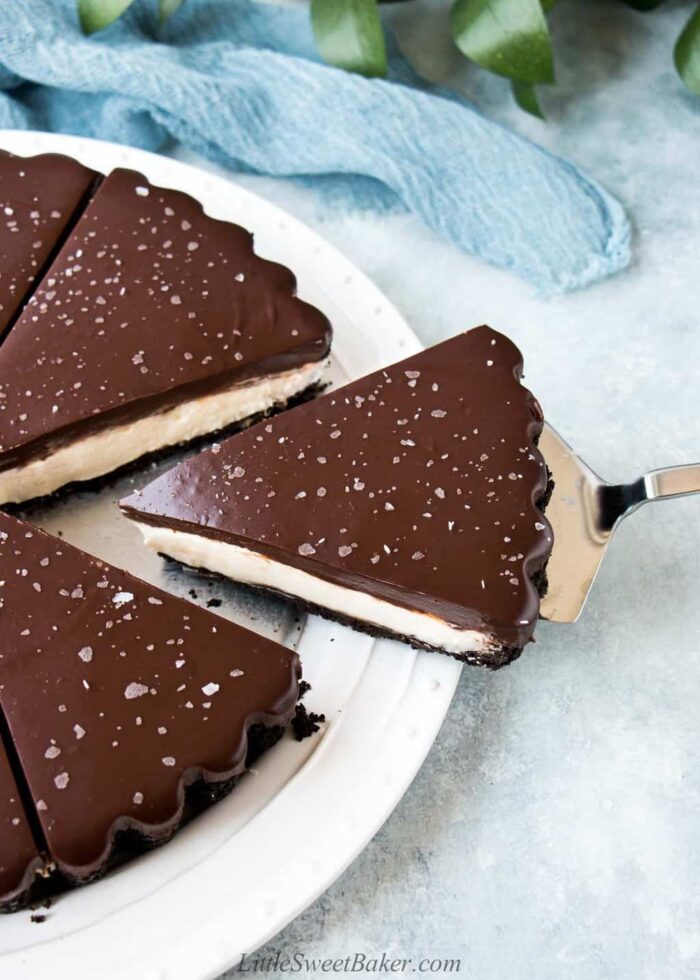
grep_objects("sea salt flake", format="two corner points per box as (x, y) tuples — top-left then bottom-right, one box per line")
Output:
(162, 756), (176, 767)
(44, 745), (61, 760)
(202, 682), (220, 696)
(113, 591), (134, 607)
(54, 772), (70, 790)
(412, 551), (425, 561)
(298, 543), (316, 556)
(124, 682), (149, 700)
(78, 645), (93, 663)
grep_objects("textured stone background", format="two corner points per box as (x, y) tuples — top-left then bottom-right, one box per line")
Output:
(205, 3), (699, 977)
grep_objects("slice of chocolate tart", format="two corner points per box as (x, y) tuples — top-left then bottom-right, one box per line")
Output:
(122, 326), (553, 668)
(0, 738), (46, 912)
(0, 166), (331, 504)
(0, 511), (300, 889)
(0, 149), (99, 340)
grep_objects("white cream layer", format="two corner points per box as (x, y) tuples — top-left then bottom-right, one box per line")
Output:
(0, 360), (326, 505)
(132, 524), (492, 656)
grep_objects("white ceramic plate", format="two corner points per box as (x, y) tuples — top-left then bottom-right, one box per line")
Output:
(0, 131), (462, 980)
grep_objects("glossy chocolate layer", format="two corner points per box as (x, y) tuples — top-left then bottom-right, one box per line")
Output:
(122, 327), (553, 653)
(0, 149), (98, 340)
(0, 166), (331, 473)
(0, 737), (44, 911)
(0, 511), (300, 882)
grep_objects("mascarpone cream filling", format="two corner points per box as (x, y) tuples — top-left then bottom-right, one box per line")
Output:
(132, 523), (492, 656)
(0, 360), (326, 505)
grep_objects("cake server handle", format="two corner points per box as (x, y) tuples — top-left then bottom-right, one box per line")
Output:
(598, 463), (700, 531)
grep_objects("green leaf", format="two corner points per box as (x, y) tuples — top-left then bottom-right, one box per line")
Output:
(675, 5), (700, 95)
(159, 0), (186, 23)
(311, 0), (387, 78)
(451, 0), (554, 84)
(78, 0), (137, 33)
(512, 79), (544, 118)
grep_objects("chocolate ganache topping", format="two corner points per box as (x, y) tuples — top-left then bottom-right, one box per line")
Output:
(0, 149), (98, 340)
(0, 166), (331, 474)
(0, 511), (300, 887)
(122, 326), (553, 655)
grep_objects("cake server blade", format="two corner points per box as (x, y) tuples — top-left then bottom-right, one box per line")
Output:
(538, 423), (700, 623)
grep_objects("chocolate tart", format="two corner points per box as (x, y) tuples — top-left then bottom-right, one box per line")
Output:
(0, 511), (301, 907)
(0, 149), (99, 341)
(122, 326), (553, 668)
(0, 166), (331, 505)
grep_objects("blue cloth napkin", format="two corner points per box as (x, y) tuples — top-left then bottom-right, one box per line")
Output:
(0, 0), (630, 293)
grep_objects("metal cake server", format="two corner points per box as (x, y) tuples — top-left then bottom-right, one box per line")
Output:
(539, 424), (700, 622)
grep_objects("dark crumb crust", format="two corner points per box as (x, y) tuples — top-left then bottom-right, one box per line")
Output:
(6, 380), (327, 514)
(1, 698), (322, 914)
(292, 703), (326, 741)
(157, 469), (554, 672)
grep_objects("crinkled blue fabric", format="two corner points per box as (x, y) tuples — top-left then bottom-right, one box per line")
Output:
(0, 0), (630, 293)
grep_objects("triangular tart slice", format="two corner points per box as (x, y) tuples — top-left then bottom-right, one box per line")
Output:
(0, 148), (98, 340)
(122, 326), (553, 668)
(0, 166), (330, 504)
(0, 511), (300, 889)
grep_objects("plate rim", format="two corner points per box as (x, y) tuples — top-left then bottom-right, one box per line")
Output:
(0, 130), (462, 980)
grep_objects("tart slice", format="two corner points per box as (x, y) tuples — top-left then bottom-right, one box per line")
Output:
(0, 738), (46, 912)
(0, 511), (301, 890)
(122, 326), (553, 668)
(0, 167), (331, 504)
(0, 148), (98, 340)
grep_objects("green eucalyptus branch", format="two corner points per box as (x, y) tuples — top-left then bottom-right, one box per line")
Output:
(77, 0), (700, 117)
